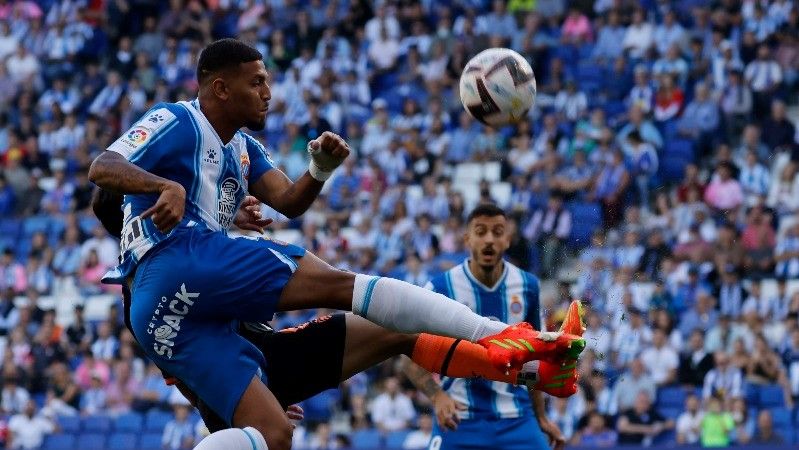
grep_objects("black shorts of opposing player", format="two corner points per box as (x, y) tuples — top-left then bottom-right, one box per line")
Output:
(196, 314), (347, 432)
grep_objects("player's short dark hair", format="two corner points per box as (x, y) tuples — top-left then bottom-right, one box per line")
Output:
(466, 203), (506, 224)
(197, 38), (262, 83)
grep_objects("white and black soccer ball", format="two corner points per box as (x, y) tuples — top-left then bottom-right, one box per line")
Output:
(459, 48), (537, 127)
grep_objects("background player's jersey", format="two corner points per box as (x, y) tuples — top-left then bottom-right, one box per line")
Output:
(426, 260), (541, 421)
(102, 99), (274, 284)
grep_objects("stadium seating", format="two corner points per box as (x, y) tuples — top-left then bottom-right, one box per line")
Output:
(75, 432), (106, 450)
(41, 434), (76, 450)
(138, 432), (164, 450)
(144, 410), (173, 432)
(57, 415), (81, 434)
(81, 415), (112, 433)
(351, 429), (383, 449)
(113, 412), (144, 432)
(385, 430), (411, 449)
(758, 384), (786, 408)
(107, 432), (138, 450)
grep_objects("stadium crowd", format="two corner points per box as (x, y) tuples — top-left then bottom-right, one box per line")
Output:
(1, 0), (799, 448)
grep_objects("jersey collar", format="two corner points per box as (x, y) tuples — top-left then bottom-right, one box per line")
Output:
(190, 98), (228, 148)
(462, 259), (508, 292)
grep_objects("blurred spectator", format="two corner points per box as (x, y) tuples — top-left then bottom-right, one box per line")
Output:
(162, 404), (195, 450)
(617, 391), (672, 445)
(699, 396), (734, 447)
(676, 394), (703, 445)
(524, 191), (570, 278)
(640, 328), (679, 386)
(678, 329), (715, 387)
(369, 377), (415, 433)
(402, 412), (433, 449)
(745, 45), (783, 117)
(762, 100), (796, 151)
(622, 9), (654, 59)
(702, 351), (743, 401)
(752, 410), (784, 444)
(571, 411), (616, 447)
(6, 400), (54, 450)
(611, 358), (656, 414)
(1, 376), (30, 415)
(79, 372), (107, 416)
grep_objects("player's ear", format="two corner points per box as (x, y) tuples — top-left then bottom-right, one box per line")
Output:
(210, 77), (230, 100)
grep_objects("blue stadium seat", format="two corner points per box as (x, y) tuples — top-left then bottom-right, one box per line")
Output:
(744, 384), (760, 406)
(0, 219), (21, 241)
(656, 386), (686, 409)
(771, 407), (791, 428)
(22, 215), (51, 236)
(81, 415), (111, 432)
(108, 432), (138, 450)
(653, 429), (677, 446)
(57, 415), (81, 434)
(145, 410), (173, 432)
(114, 412), (144, 432)
(138, 432), (164, 450)
(352, 429), (382, 449)
(302, 389), (339, 422)
(666, 139), (694, 159)
(659, 154), (692, 183)
(566, 202), (602, 249)
(657, 407), (682, 420)
(41, 434), (76, 450)
(758, 384), (785, 408)
(386, 430), (411, 449)
(78, 216), (100, 235)
(76, 433), (106, 450)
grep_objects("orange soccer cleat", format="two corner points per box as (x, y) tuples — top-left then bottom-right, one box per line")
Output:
(517, 359), (580, 398)
(560, 299), (587, 336)
(477, 322), (586, 372)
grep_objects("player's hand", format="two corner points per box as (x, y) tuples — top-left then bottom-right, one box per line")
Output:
(432, 391), (466, 431)
(141, 181), (186, 233)
(286, 404), (304, 421)
(308, 131), (350, 178)
(234, 196), (273, 233)
(539, 418), (566, 450)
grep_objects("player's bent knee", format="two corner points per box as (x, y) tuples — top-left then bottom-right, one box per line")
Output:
(194, 427), (269, 450)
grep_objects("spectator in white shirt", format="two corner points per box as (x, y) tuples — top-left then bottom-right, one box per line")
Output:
(5, 45), (39, 83)
(162, 404), (196, 450)
(91, 321), (119, 361)
(476, 0), (518, 38)
(6, 400), (55, 450)
(368, 27), (401, 71)
(612, 308), (652, 368)
(370, 377), (416, 432)
(403, 413), (433, 449)
(554, 80), (588, 122)
(623, 9), (655, 59)
(612, 358), (657, 414)
(80, 224), (119, 268)
(640, 328), (679, 386)
(744, 45), (783, 117)
(364, 4), (401, 43)
(676, 394), (703, 444)
(738, 150), (770, 205)
(775, 222), (799, 279)
(654, 10), (687, 55)
(1, 376), (30, 415)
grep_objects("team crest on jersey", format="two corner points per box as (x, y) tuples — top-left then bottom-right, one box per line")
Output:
(510, 295), (523, 315)
(240, 153), (251, 179)
(218, 177), (240, 229)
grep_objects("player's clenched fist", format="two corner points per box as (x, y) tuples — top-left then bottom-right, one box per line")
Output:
(307, 131), (350, 181)
(141, 180), (186, 233)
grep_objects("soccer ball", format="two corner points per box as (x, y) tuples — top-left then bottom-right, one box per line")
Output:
(459, 48), (537, 127)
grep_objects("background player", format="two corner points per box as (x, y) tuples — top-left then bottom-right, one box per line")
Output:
(88, 38), (584, 450)
(403, 204), (572, 450)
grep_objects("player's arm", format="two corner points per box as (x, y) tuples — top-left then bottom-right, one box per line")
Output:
(88, 151), (186, 233)
(248, 131), (349, 218)
(401, 357), (464, 430)
(91, 187), (124, 238)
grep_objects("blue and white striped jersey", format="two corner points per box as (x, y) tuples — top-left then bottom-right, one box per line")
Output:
(102, 99), (274, 284)
(426, 260), (541, 420)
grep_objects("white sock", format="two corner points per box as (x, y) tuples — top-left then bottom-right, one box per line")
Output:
(351, 274), (507, 341)
(194, 427), (268, 450)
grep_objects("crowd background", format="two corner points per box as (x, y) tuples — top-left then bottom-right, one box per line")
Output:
(1, 0), (799, 449)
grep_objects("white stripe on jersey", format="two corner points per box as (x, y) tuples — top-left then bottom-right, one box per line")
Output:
(435, 260), (539, 420)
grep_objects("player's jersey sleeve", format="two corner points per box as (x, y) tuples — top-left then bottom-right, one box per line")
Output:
(243, 134), (275, 183)
(107, 103), (184, 171)
(522, 272), (542, 330)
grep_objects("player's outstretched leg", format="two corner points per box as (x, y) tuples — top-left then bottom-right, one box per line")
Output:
(276, 252), (584, 369)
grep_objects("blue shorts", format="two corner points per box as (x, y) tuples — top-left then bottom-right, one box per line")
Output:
(128, 227), (305, 426)
(429, 416), (549, 450)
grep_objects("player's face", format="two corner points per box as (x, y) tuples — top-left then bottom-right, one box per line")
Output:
(230, 60), (271, 131)
(464, 214), (510, 269)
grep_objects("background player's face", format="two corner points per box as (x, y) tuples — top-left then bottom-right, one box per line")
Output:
(464, 214), (510, 269)
(228, 60), (271, 131)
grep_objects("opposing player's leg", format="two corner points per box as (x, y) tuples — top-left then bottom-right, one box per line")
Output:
(275, 250), (584, 369)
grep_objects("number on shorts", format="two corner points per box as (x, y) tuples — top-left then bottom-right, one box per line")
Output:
(429, 436), (442, 450)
